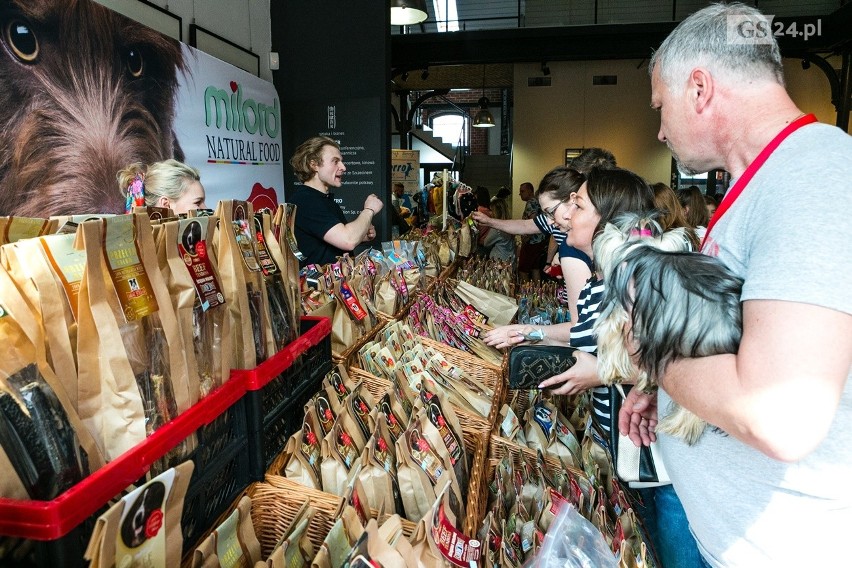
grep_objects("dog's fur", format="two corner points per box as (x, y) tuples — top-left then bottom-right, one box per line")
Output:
(594, 214), (744, 444)
(0, 0), (186, 217)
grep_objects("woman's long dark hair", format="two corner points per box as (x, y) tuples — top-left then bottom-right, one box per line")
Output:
(585, 167), (655, 237)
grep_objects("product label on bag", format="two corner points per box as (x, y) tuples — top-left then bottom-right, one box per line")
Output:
(431, 498), (482, 567)
(252, 215), (279, 275)
(421, 393), (463, 467)
(215, 508), (251, 568)
(115, 468), (174, 568)
(40, 234), (85, 321)
(177, 218), (224, 311)
(406, 426), (444, 483)
(232, 219), (261, 272)
(339, 281), (367, 321)
(4, 216), (47, 243)
(103, 216), (158, 321)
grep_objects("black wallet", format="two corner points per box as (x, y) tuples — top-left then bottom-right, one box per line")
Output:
(507, 345), (578, 389)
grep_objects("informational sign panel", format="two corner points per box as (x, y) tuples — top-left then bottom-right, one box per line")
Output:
(287, 97), (386, 240)
(391, 150), (421, 194)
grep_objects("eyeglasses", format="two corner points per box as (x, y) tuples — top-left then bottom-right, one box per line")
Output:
(543, 194), (577, 220)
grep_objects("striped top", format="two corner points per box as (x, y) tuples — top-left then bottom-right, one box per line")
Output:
(533, 213), (567, 246)
(569, 276), (612, 431)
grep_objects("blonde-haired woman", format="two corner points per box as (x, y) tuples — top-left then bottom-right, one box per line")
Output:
(118, 159), (207, 215)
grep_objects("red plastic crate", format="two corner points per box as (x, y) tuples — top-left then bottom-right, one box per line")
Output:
(237, 316), (332, 391)
(0, 373), (247, 541)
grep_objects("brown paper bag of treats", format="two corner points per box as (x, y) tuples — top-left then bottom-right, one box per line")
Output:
(2, 238), (79, 412)
(414, 385), (469, 499)
(413, 410), (466, 519)
(307, 388), (338, 439)
(312, 505), (364, 568)
(342, 518), (410, 568)
(373, 270), (398, 317)
(84, 461), (194, 568)
(410, 482), (482, 568)
(161, 217), (231, 399)
(271, 203), (304, 327)
(0, 216), (49, 245)
(377, 515), (418, 567)
(192, 495), (262, 568)
(76, 216), (189, 460)
(523, 399), (568, 462)
(375, 393), (408, 443)
(340, 467), (373, 529)
(458, 218), (472, 258)
(283, 410), (323, 490)
(260, 211), (300, 343)
(0, 264), (102, 498)
(215, 200), (263, 369)
(358, 413), (404, 517)
(395, 410), (462, 522)
(322, 364), (356, 412)
(37, 232), (87, 365)
(341, 382), (376, 448)
(320, 419), (361, 496)
(265, 504), (315, 568)
(252, 212), (294, 352)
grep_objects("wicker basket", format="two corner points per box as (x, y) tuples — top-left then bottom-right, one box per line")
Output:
(352, 373), (489, 537)
(348, 335), (504, 429)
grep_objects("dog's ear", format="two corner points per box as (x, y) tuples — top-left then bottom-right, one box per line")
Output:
(172, 133), (185, 162)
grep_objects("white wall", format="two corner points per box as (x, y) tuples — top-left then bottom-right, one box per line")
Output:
(94, 0), (273, 82)
(510, 57), (837, 218)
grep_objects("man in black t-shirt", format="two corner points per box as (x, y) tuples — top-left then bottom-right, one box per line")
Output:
(288, 136), (384, 266)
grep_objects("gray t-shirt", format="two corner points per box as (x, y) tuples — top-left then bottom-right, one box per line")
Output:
(658, 122), (852, 567)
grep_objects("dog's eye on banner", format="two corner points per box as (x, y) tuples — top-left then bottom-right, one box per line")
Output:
(5, 20), (39, 63)
(126, 46), (144, 78)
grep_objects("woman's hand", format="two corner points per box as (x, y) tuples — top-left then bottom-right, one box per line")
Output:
(538, 350), (600, 395)
(471, 210), (495, 227)
(482, 324), (531, 349)
(618, 388), (658, 447)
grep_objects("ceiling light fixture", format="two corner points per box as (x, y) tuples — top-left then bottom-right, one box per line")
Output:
(473, 65), (495, 128)
(391, 0), (428, 26)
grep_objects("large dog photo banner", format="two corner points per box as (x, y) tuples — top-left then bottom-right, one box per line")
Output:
(0, 0), (283, 217)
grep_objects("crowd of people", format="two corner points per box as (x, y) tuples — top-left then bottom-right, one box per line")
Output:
(117, 4), (849, 567)
(282, 4), (850, 568)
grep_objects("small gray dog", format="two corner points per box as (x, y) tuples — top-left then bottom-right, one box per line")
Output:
(594, 214), (744, 445)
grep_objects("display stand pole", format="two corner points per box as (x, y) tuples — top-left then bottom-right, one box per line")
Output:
(442, 168), (448, 230)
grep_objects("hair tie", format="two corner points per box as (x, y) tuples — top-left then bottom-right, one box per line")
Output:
(125, 173), (145, 213)
(630, 227), (653, 238)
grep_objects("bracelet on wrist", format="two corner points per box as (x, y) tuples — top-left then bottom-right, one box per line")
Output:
(364, 207), (375, 216)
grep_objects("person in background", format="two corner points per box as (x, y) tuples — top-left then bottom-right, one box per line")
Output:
(652, 182), (699, 248)
(288, 136), (383, 266)
(677, 185), (710, 239)
(472, 148), (616, 248)
(516, 181), (547, 282)
(481, 195), (515, 263)
(482, 167), (588, 348)
(118, 159), (207, 215)
(703, 193), (717, 219)
(621, 4), (852, 566)
(392, 182), (414, 214)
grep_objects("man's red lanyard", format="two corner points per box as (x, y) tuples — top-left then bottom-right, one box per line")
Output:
(701, 114), (817, 250)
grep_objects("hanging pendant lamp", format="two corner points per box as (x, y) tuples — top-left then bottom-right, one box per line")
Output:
(391, 0), (428, 26)
(473, 65), (495, 128)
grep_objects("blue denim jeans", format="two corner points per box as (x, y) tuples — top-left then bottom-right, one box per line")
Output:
(633, 484), (703, 568)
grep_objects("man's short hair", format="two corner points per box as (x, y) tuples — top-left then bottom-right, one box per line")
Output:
(650, 2), (784, 91)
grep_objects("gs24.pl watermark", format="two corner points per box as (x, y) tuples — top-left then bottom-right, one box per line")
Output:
(727, 15), (822, 44)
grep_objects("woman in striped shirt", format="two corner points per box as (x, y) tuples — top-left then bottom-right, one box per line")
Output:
(538, 167), (702, 568)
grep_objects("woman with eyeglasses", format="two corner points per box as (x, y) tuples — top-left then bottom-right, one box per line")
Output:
(538, 167), (702, 568)
(481, 166), (590, 349)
